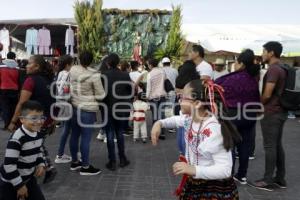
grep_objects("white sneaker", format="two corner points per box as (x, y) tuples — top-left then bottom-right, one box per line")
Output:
(55, 155), (72, 164)
(288, 114), (296, 119)
(96, 133), (105, 141)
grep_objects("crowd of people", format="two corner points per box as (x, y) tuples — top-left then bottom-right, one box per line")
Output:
(0, 41), (292, 199)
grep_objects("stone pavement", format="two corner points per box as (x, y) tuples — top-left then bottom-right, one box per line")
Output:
(0, 118), (300, 200)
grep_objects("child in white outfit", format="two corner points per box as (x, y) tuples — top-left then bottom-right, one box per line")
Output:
(151, 79), (240, 200)
(132, 93), (149, 143)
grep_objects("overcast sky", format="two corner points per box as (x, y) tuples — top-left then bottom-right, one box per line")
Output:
(1, 0), (300, 24)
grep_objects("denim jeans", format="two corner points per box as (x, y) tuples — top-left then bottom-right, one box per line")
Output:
(149, 96), (167, 123)
(70, 107), (96, 167)
(105, 115), (127, 161)
(177, 127), (185, 155)
(232, 119), (256, 178)
(261, 112), (287, 184)
(149, 96), (167, 135)
(58, 119), (72, 156)
(229, 108), (256, 178)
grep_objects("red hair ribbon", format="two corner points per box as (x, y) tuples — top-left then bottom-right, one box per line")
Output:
(204, 79), (227, 114)
(174, 155), (189, 197)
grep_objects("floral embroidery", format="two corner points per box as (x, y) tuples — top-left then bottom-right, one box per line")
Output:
(202, 128), (212, 137)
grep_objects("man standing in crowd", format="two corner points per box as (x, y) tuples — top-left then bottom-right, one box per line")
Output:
(0, 52), (19, 130)
(213, 58), (228, 81)
(189, 44), (213, 80)
(250, 41), (287, 191)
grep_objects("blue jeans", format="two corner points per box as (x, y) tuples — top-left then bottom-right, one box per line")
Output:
(70, 108), (96, 167)
(177, 127), (185, 155)
(150, 97), (167, 136)
(232, 118), (256, 178)
(57, 120), (72, 156)
(105, 115), (127, 161)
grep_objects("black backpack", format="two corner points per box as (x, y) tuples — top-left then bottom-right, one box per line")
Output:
(279, 64), (300, 110)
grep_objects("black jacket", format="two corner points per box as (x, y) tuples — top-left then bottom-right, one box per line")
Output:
(102, 68), (134, 118)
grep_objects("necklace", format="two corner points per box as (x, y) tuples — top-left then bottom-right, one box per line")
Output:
(186, 119), (203, 165)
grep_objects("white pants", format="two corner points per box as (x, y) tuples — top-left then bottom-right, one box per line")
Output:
(66, 45), (74, 56)
(26, 45), (38, 55)
(39, 46), (50, 55)
(133, 121), (147, 139)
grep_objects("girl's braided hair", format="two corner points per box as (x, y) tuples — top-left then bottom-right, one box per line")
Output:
(188, 79), (241, 151)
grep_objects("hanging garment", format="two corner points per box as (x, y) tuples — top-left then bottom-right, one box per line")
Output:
(66, 45), (74, 56)
(65, 28), (74, 46)
(38, 28), (51, 55)
(25, 28), (38, 55)
(39, 46), (50, 55)
(65, 28), (74, 56)
(0, 28), (10, 58)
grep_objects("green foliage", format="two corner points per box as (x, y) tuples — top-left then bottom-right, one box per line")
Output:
(154, 5), (184, 64)
(74, 0), (104, 62)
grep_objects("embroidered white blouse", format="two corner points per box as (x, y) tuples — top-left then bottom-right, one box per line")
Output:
(159, 115), (233, 180)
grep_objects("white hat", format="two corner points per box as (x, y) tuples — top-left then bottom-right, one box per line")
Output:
(162, 57), (171, 64)
(214, 58), (225, 65)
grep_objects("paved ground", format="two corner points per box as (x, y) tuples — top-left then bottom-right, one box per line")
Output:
(0, 117), (300, 200)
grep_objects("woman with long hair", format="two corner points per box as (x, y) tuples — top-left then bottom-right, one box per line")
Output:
(54, 55), (73, 164)
(216, 49), (261, 185)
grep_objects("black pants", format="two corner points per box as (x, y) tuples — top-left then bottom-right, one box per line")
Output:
(233, 120), (256, 178)
(229, 109), (256, 178)
(105, 115), (127, 162)
(261, 112), (287, 184)
(0, 90), (18, 129)
(0, 177), (45, 200)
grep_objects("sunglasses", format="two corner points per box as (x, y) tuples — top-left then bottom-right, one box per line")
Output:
(20, 116), (47, 123)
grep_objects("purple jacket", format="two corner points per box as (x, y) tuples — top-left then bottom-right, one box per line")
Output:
(215, 70), (260, 108)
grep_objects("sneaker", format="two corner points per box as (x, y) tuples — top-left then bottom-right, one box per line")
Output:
(106, 160), (117, 171)
(43, 168), (57, 184)
(96, 133), (105, 141)
(248, 180), (275, 192)
(273, 179), (287, 189)
(288, 114), (296, 119)
(80, 165), (102, 176)
(55, 155), (72, 164)
(142, 138), (147, 143)
(168, 129), (176, 133)
(123, 132), (133, 136)
(249, 155), (256, 160)
(55, 122), (62, 128)
(119, 158), (130, 168)
(233, 175), (247, 185)
(70, 162), (82, 171)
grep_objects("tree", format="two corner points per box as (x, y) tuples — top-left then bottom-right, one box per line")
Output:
(154, 5), (184, 64)
(74, 0), (104, 62)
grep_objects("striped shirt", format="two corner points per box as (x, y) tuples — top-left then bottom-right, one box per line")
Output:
(0, 126), (45, 189)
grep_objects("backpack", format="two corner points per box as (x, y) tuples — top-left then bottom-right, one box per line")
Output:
(279, 64), (300, 110)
